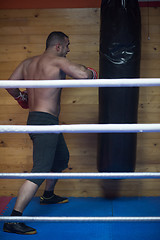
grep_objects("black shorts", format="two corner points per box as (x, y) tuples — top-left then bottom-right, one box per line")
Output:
(27, 111), (69, 187)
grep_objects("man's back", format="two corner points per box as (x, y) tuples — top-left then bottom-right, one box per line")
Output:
(23, 53), (63, 81)
(24, 53), (63, 116)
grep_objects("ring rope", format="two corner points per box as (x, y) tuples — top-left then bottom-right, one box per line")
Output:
(0, 172), (160, 179)
(1, 78), (160, 88)
(1, 123), (160, 133)
(0, 216), (160, 222)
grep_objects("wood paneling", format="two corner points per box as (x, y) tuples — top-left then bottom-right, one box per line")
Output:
(0, 8), (160, 197)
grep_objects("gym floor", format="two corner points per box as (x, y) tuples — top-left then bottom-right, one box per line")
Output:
(0, 196), (160, 239)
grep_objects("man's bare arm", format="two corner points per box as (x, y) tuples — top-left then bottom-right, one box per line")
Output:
(6, 61), (29, 109)
(55, 57), (96, 79)
(6, 61), (24, 98)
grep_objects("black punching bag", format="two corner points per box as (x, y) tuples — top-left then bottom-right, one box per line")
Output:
(98, 0), (141, 172)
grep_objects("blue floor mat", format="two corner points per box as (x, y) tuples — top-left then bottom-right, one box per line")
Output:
(113, 196), (160, 216)
(112, 197), (160, 240)
(0, 197), (160, 240)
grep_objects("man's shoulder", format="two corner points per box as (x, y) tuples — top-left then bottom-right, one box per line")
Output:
(23, 55), (40, 64)
(43, 55), (68, 68)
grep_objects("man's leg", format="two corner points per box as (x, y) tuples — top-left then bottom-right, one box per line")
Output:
(3, 180), (38, 235)
(44, 179), (58, 191)
(40, 132), (69, 205)
(40, 178), (68, 204)
(14, 180), (38, 212)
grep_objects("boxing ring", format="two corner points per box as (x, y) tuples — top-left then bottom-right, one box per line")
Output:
(1, 78), (160, 239)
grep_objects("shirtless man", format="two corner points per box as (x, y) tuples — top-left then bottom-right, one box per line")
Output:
(3, 31), (97, 235)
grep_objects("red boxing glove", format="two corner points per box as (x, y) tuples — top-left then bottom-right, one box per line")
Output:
(14, 90), (29, 109)
(87, 67), (98, 79)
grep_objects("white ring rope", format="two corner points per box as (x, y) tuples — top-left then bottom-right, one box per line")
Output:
(1, 78), (160, 88)
(1, 123), (160, 133)
(0, 172), (160, 179)
(0, 216), (160, 222)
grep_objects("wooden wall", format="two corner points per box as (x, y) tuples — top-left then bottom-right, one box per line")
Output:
(0, 7), (160, 197)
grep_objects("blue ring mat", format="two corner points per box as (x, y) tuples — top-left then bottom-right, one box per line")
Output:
(0, 196), (160, 240)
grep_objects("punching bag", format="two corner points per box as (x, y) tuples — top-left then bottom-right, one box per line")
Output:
(98, 0), (141, 172)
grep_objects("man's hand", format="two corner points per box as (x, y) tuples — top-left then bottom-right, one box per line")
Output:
(87, 67), (98, 79)
(14, 90), (29, 109)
